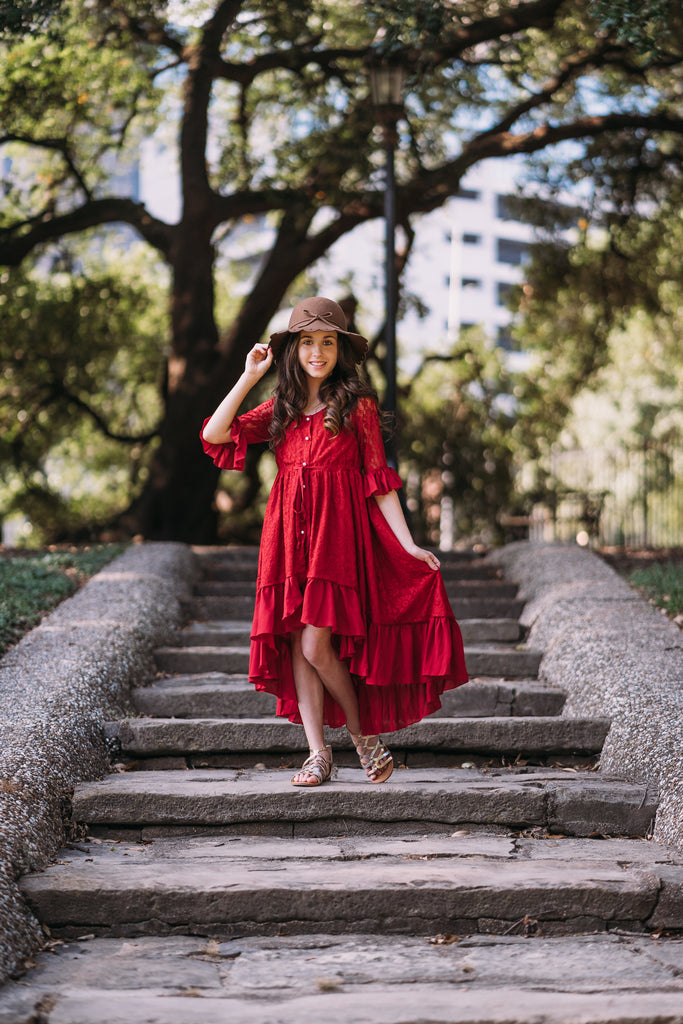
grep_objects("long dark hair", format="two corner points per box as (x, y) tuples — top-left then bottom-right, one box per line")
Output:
(270, 332), (378, 448)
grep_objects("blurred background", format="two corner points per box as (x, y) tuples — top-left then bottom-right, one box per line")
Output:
(1, 0), (681, 554)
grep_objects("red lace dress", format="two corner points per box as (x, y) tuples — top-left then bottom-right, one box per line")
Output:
(201, 396), (468, 733)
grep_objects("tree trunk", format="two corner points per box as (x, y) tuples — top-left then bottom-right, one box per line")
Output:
(121, 232), (244, 542)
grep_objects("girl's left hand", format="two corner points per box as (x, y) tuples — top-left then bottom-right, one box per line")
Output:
(407, 545), (440, 571)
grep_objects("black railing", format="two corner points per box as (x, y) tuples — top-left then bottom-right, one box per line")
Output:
(533, 441), (683, 548)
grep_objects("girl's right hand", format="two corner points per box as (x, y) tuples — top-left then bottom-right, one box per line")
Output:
(245, 343), (274, 380)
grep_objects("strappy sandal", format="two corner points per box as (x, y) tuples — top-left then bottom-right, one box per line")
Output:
(290, 745), (333, 787)
(348, 730), (394, 784)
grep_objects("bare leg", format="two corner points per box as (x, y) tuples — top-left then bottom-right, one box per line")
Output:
(300, 625), (392, 784)
(299, 625), (361, 735)
(289, 630), (331, 785)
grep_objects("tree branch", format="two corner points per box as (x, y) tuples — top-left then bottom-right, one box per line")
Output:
(431, 0), (568, 63)
(0, 198), (175, 265)
(58, 384), (159, 444)
(179, 1), (246, 211)
(0, 132), (93, 201)
(397, 111), (683, 220)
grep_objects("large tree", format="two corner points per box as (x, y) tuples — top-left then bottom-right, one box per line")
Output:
(1, 0), (683, 542)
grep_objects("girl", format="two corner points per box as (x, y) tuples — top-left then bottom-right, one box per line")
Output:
(201, 296), (468, 787)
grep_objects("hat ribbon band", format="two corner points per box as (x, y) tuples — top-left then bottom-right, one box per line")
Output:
(290, 309), (343, 333)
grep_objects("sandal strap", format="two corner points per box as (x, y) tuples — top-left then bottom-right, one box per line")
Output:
(297, 746), (332, 783)
(349, 732), (393, 777)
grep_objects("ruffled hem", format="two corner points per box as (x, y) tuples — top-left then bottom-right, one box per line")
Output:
(200, 416), (248, 471)
(252, 576), (367, 640)
(363, 465), (403, 497)
(249, 608), (468, 734)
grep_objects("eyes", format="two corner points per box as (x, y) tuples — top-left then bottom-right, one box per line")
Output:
(300, 335), (336, 346)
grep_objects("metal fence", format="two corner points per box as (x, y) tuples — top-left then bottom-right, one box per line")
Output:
(531, 441), (683, 548)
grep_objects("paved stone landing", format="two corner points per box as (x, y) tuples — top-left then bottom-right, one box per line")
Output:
(2, 933), (683, 1024)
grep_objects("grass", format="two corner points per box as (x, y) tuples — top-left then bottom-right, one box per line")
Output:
(0, 544), (128, 656)
(628, 562), (683, 621)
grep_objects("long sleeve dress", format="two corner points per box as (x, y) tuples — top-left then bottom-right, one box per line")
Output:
(201, 395), (468, 734)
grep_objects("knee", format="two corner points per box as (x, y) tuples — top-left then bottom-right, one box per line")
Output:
(300, 627), (333, 670)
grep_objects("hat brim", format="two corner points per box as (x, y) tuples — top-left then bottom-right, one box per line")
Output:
(269, 324), (369, 363)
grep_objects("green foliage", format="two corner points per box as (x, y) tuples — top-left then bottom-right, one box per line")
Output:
(0, 242), (167, 541)
(629, 562), (683, 617)
(0, 0), (64, 39)
(0, 542), (126, 654)
(592, 0), (678, 55)
(402, 331), (519, 545)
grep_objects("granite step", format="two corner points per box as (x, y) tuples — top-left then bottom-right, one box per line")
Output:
(111, 715), (609, 760)
(69, 768), (658, 838)
(201, 561), (503, 582)
(19, 833), (681, 940)
(193, 579), (520, 600)
(131, 675), (564, 720)
(167, 618), (522, 647)
(183, 595), (525, 620)
(3, 932), (683, 1024)
(193, 546), (481, 566)
(153, 644), (542, 679)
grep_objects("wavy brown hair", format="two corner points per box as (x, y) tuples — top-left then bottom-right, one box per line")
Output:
(269, 332), (378, 448)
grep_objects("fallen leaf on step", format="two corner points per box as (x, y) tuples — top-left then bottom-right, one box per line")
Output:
(428, 934), (461, 945)
(315, 975), (343, 991)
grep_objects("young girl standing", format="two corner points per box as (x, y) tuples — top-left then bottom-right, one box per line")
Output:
(201, 297), (468, 787)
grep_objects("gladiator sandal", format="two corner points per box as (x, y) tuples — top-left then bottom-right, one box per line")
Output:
(348, 730), (394, 784)
(290, 745), (333, 787)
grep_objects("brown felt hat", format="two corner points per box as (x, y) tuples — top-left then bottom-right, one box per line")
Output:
(269, 296), (369, 362)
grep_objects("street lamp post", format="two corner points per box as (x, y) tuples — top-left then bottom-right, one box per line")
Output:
(369, 59), (407, 470)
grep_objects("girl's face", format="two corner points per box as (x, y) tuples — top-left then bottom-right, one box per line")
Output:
(297, 329), (338, 382)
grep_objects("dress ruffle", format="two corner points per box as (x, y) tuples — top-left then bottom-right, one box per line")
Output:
(249, 577), (468, 734)
(363, 466), (403, 497)
(252, 577), (366, 640)
(201, 416), (248, 471)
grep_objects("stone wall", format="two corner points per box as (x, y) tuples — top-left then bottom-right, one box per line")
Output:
(488, 543), (683, 853)
(0, 543), (197, 984)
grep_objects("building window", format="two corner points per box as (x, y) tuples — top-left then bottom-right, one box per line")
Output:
(456, 187), (481, 200)
(497, 326), (520, 351)
(496, 194), (521, 221)
(460, 322), (476, 331)
(462, 233), (481, 245)
(496, 282), (514, 307)
(496, 238), (528, 266)
(461, 278), (482, 289)
(444, 230), (452, 244)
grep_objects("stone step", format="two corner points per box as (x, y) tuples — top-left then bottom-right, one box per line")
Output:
(167, 618), (522, 647)
(4, 931), (683, 1024)
(19, 833), (681, 940)
(153, 644), (542, 679)
(131, 675), (564, 720)
(183, 595), (525, 620)
(193, 579), (520, 600)
(194, 546), (482, 566)
(112, 715), (609, 760)
(70, 768), (657, 838)
(202, 562), (503, 582)
(6, 986), (683, 1024)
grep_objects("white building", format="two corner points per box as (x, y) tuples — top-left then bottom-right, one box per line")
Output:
(317, 158), (538, 372)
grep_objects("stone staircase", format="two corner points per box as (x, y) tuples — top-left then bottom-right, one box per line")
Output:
(8, 546), (683, 1023)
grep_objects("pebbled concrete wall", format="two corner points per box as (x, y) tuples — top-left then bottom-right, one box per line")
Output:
(0, 542), (197, 985)
(488, 542), (683, 854)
